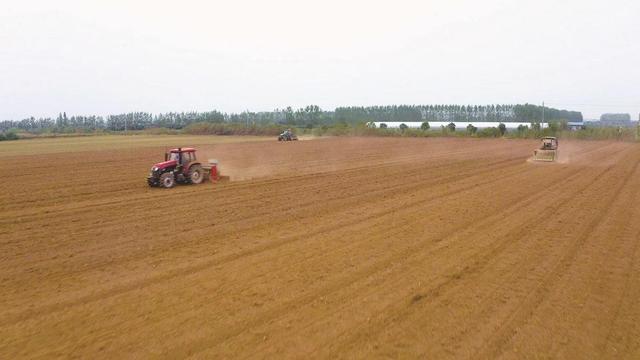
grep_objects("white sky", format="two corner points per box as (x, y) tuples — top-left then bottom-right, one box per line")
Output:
(1, 0), (638, 120)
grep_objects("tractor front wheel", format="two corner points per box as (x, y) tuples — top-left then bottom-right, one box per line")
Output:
(160, 172), (175, 188)
(189, 165), (204, 184)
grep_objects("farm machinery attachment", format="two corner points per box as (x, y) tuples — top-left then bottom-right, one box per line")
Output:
(147, 147), (229, 188)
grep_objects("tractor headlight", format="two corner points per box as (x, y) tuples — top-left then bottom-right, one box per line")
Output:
(151, 166), (158, 172)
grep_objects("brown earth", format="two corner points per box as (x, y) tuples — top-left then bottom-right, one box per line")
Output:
(1, 136), (640, 359)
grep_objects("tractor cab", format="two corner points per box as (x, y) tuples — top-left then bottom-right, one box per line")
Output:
(165, 148), (197, 166)
(540, 137), (558, 150)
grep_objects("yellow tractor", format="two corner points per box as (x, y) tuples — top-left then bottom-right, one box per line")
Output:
(532, 137), (558, 162)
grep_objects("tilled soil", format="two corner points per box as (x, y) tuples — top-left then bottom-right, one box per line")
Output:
(1, 136), (639, 359)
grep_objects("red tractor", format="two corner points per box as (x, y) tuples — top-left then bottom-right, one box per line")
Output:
(147, 147), (208, 188)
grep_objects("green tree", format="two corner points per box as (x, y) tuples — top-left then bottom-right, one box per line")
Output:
(478, 127), (501, 137)
(548, 121), (560, 133)
(446, 122), (456, 132)
(399, 123), (408, 131)
(498, 123), (506, 136)
(601, 113), (631, 121)
(421, 121), (430, 131)
(379, 123), (388, 129)
(284, 107), (295, 124)
(466, 124), (477, 134)
(1, 131), (18, 140)
(303, 105), (322, 126)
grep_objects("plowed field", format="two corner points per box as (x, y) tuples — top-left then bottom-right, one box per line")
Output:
(1, 136), (640, 359)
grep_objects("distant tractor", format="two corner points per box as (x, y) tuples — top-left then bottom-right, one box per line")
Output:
(147, 147), (225, 188)
(532, 137), (558, 162)
(278, 129), (298, 141)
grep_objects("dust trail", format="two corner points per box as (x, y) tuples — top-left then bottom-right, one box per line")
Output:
(556, 141), (576, 164)
(296, 135), (320, 141)
(196, 137), (324, 181)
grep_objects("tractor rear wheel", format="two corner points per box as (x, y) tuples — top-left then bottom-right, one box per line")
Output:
(160, 172), (175, 188)
(189, 165), (204, 184)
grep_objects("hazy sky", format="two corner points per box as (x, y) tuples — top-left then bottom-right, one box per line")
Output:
(1, 0), (638, 120)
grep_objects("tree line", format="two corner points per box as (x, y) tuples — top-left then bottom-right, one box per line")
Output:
(0, 104), (582, 132)
(335, 104), (582, 123)
(600, 113), (631, 122)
